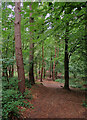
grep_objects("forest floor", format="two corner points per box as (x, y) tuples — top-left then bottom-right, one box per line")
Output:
(22, 78), (86, 119)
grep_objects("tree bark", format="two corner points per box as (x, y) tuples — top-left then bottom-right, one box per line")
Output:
(39, 61), (40, 78)
(55, 47), (59, 79)
(29, 3), (35, 85)
(52, 57), (54, 80)
(40, 43), (44, 82)
(35, 60), (38, 80)
(64, 22), (69, 90)
(49, 54), (52, 78)
(11, 37), (15, 77)
(53, 48), (56, 81)
(6, 67), (9, 81)
(14, 2), (25, 94)
(44, 62), (46, 79)
(9, 65), (11, 77)
(11, 64), (14, 77)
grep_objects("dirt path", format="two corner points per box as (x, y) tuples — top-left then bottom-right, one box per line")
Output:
(22, 80), (86, 119)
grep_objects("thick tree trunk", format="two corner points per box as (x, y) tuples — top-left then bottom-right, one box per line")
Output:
(14, 2), (25, 94)
(64, 22), (69, 90)
(40, 44), (44, 82)
(29, 43), (35, 85)
(29, 3), (35, 85)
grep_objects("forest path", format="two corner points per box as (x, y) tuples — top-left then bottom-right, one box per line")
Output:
(22, 79), (86, 119)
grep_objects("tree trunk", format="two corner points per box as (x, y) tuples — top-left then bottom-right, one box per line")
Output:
(35, 61), (38, 80)
(6, 67), (9, 81)
(56, 47), (59, 79)
(11, 37), (15, 77)
(53, 48), (56, 81)
(39, 61), (40, 78)
(49, 54), (52, 78)
(11, 64), (14, 77)
(9, 65), (11, 77)
(44, 65), (46, 79)
(29, 3), (35, 85)
(52, 59), (54, 81)
(40, 43), (44, 82)
(14, 2), (25, 94)
(64, 22), (69, 90)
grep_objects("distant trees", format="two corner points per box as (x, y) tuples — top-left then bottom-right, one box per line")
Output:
(2, 2), (86, 91)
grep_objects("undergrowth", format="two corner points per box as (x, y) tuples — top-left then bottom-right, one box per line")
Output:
(55, 77), (85, 88)
(2, 77), (33, 120)
(82, 101), (87, 108)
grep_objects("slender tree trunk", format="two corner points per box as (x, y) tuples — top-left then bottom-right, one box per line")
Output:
(55, 47), (59, 79)
(40, 43), (44, 82)
(14, 2), (25, 94)
(44, 63), (46, 79)
(9, 65), (11, 77)
(64, 22), (69, 90)
(6, 67), (8, 81)
(29, 3), (35, 85)
(52, 58), (54, 80)
(9, 65), (14, 77)
(36, 61), (38, 80)
(55, 68), (57, 79)
(49, 54), (52, 78)
(11, 37), (15, 77)
(53, 60), (55, 81)
(44, 68), (45, 79)
(38, 62), (40, 76)
(11, 64), (14, 77)
(5, 37), (9, 81)
(53, 48), (56, 81)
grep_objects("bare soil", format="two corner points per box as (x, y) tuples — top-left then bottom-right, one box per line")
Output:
(22, 79), (86, 119)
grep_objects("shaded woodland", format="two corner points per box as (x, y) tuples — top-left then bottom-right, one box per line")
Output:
(1, 1), (87, 119)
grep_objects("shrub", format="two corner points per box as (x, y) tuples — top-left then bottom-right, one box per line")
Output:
(2, 77), (33, 120)
(82, 101), (87, 108)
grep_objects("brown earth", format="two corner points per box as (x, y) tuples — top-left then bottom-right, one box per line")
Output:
(22, 79), (86, 119)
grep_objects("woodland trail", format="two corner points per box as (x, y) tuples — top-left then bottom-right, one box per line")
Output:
(22, 79), (86, 119)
